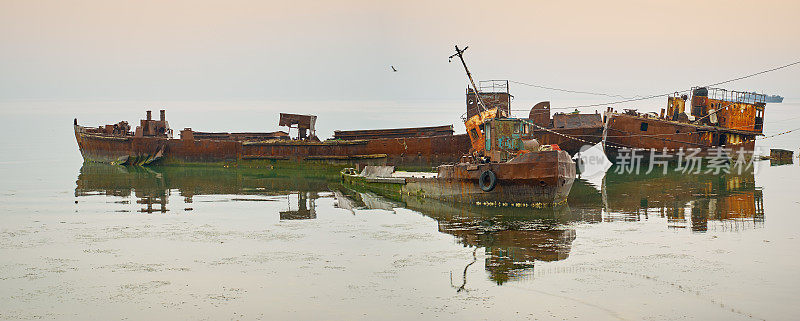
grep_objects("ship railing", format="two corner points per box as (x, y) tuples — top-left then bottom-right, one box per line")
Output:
(709, 87), (766, 105)
(478, 80), (509, 94)
(692, 87), (766, 105)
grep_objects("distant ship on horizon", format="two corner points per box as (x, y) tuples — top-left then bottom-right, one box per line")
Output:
(765, 94), (784, 103)
(736, 92), (784, 103)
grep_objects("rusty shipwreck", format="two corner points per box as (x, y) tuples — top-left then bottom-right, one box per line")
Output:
(340, 46), (576, 207)
(74, 44), (606, 169)
(74, 82), (603, 169)
(340, 115), (577, 206)
(602, 87), (767, 156)
(74, 110), (469, 169)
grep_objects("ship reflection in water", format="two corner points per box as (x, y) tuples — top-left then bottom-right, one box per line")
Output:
(74, 164), (332, 216)
(591, 166), (765, 232)
(75, 163), (765, 284)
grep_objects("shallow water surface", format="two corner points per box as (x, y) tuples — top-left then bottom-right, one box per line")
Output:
(1, 103), (800, 320)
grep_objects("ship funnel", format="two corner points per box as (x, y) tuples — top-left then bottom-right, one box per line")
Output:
(146, 110), (152, 121)
(160, 110), (165, 122)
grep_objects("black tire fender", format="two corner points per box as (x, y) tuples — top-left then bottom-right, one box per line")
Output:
(478, 170), (497, 192)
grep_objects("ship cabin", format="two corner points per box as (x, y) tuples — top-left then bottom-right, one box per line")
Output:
(482, 118), (537, 162)
(464, 80), (604, 157)
(463, 80), (513, 156)
(688, 87), (765, 134)
(465, 80), (512, 120)
(466, 112), (545, 163)
(680, 87), (766, 147)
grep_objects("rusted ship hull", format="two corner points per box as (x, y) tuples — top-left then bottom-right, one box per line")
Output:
(341, 150), (576, 206)
(75, 122), (470, 169)
(75, 125), (167, 165)
(603, 112), (758, 156)
(525, 102), (605, 154)
(602, 87), (767, 158)
(76, 121), (601, 169)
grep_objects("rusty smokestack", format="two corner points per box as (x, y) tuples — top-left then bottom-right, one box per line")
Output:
(146, 110), (152, 121)
(160, 110), (165, 122)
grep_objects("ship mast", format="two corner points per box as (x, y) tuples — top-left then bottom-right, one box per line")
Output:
(449, 45), (488, 113)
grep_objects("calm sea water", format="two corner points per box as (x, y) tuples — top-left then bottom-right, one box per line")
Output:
(1, 100), (799, 320)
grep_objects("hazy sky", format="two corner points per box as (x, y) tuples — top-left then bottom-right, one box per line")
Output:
(2, 0), (799, 104)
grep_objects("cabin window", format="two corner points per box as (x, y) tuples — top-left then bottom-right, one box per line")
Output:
(483, 124), (491, 151)
(640, 122), (649, 131)
(755, 115), (763, 131)
(469, 128), (479, 140)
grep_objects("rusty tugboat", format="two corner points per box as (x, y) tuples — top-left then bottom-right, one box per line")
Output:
(341, 46), (576, 207)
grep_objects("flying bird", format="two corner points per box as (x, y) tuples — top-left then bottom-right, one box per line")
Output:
(391, 66), (397, 72)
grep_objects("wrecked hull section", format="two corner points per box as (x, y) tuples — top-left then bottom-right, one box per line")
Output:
(525, 101), (605, 154)
(74, 111), (471, 169)
(74, 125), (166, 166)
(413, 151), (575, 206)
(602, 87), (766, 157)
(76, 131), (470, 169)
(342, 150), (576, 207)
(604, 113), (758, 153)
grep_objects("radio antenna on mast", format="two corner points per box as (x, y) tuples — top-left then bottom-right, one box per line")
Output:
(449, 45), (488, 113)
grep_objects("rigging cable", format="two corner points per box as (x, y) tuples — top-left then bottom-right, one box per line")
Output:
(509, 80), (637, 99)
(510, 59), (800, 111)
